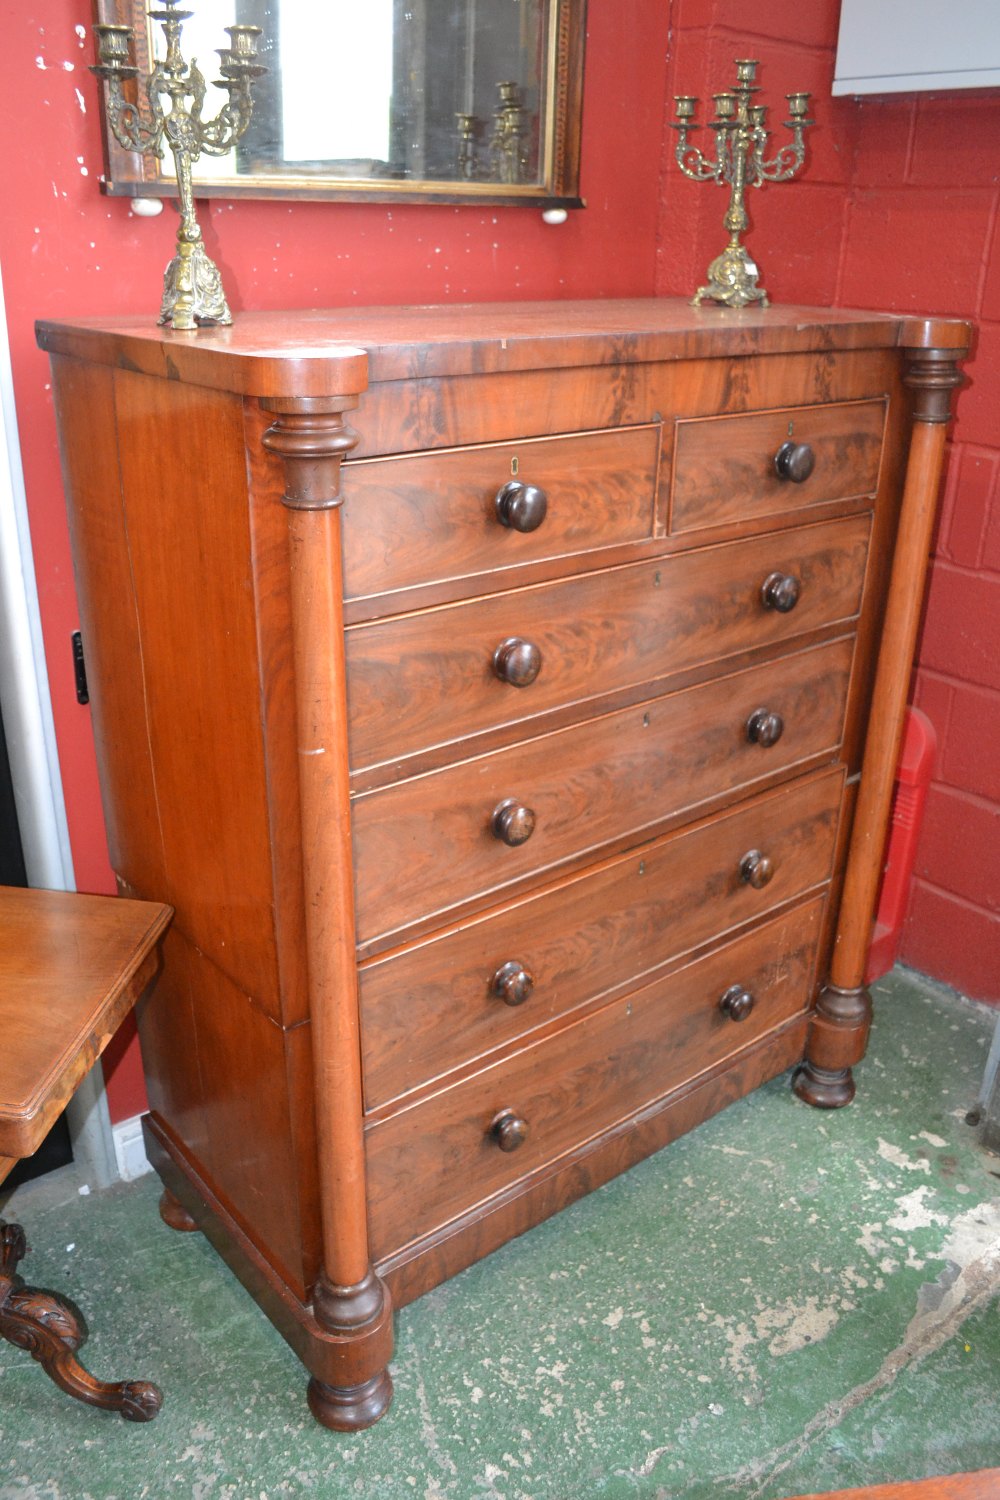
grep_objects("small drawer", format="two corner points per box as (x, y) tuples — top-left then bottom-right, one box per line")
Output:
(345, 513), (871, 771)
(351, 636), (854, 946)
(340, 424), (660, 603)
(671, 399), (886, 532)
(360, 765), (842, 1109)
(364, 900), (823, 1260)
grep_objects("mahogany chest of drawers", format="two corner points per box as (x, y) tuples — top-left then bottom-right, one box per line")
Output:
(37, 299), (968, 1430)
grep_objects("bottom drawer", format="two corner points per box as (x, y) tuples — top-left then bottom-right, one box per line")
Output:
(365, 899), (823, 1260)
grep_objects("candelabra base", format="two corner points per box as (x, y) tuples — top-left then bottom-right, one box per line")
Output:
(159, 239), (232, 331)
(692, 243), (769, 310)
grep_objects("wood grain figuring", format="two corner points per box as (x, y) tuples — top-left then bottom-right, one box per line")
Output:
(351, 638), (855, 946)
(341, 424), (660, 601)
(348, 347), (903, 462)
(383, 1020), (812, 1307)
(36, 301), (914, 395)
(141, 925), (313, 1301)
(359, 766), (843, 1110)
(671, 398), (886, 531)
(364, 900), (823, 1260)
(106, 368), (283, 1012)
(0, 887), (171, 1160)
(39, 300), (966, 1428)
(50, 357), (168, 902)
(345, 514), (871, 771)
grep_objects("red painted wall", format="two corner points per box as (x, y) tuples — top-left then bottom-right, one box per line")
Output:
(4, 2), (997, 1129)
(656, 0), (1000, 1004)
(0, 2), (670, 1120)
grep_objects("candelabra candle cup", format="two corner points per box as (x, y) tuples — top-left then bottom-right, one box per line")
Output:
(91, 0), (265, 330)
(93, 24), (137, 76)
(455, 112), (478, 180)
(673, 55), (812, 309)
(226, 24), (262, 61)
(491, 80), (526, 185)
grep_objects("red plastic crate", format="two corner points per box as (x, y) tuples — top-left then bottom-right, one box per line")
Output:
(865, 707), (938, 984)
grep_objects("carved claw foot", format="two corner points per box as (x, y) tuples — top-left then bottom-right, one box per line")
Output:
(0, 1220), (162, 1420)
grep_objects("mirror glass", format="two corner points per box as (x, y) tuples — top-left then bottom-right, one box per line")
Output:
(95, 0), (585, 205)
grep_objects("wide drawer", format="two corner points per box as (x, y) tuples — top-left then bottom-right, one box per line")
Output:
(345, 513), (871, 771)
(340, 424), (660, 603)
(351, 636), (854, 946)
(671, 399), (886, 532)
(364, 899), (823, 1260)
(360, 765), (842, 1109)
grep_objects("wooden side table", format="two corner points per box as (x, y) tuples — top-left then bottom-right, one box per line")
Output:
(0, 885), (171, 1421)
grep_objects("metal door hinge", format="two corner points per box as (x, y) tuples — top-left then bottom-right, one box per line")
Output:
(72, 631), (89, 705)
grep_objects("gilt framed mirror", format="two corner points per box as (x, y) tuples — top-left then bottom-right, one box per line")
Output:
(92, 0), (587, 206)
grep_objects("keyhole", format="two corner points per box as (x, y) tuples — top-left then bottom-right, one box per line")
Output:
(511, 455), (519, 476)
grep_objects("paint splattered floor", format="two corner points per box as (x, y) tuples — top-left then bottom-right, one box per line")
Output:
(2, 966), (999, 1500)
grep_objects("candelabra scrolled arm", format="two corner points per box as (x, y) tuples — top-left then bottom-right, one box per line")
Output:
(672, 130), (724, 183)
(753, 131), (809, 184)
(108, 98), (162, 156)
(199, 97), (252, 156)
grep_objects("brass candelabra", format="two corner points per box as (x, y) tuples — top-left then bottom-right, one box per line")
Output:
(672, 59), (812, 309)
(490, 81), (527, 185)
(92, 0), (264, 330)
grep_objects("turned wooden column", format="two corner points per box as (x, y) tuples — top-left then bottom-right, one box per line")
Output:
(794, 325), (970, 1109)
(261, 396), (393, 1430)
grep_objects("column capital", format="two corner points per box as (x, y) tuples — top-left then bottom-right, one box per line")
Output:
(261, 400), (360, 510)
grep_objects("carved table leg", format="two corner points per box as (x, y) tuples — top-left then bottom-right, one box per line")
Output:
(0, 1221), (162, 1421)
(158, 1187), (200, 1233)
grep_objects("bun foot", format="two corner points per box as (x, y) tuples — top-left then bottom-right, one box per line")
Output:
(793, 1061), (856, 1109)
(158, 1189), (199, 1233)
(307, 1368), (393, 1431)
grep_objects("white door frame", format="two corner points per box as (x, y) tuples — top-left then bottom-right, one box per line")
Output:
(0, 261), (117, 1189)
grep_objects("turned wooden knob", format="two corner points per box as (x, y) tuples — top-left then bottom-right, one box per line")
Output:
(761, 571), (801, 613)
(490, 1108), (529, 1151)
(746, 708), (784, 747)
(495, 480), (548, 532)
(739, 848), (774, 889)
(491, 799), (536, 846)
(719, 984), (755, 1022)
(492, 960), (534, 1006)
(493, 637), (542, 687)
(774, 440), (816, 483)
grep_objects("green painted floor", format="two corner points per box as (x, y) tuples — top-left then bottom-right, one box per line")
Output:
(2, 967), (999, 1500)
